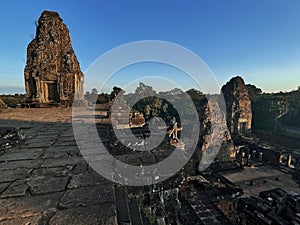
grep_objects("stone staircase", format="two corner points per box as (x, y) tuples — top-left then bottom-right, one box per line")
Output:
(115, 185), (152, 225)
(81, 110), (234, 225)
(96, 123), (184, 225)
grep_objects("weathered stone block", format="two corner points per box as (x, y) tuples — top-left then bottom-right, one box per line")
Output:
(68, 171), (111, 189)
(0, 193), (62, 220)
(50, 204), (117, 225)
(41, 156), (84, 168)
(0, 169), (31, 183)
(1, 180), (29, 198)
(0, 160), (42, 171)
(58, 185), (115, 209)
(0, 148), (44, 162)
(0, 215), (40, 225)
(31, 167), (70, 177)
(42, 146), (79, 159)
(26, 176), (69, 195)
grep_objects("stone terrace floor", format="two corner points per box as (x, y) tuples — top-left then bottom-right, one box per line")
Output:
(0, 108), (118, 225)
(220, 164), (300, 197)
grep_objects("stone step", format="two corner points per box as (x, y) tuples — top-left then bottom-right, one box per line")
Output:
(115, 185), (131, 224)
(128, 197), (143, 225)
(181, 185), (233, 225)
(115, 184), (152, 225)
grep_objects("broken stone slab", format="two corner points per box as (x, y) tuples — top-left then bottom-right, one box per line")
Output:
(139, 151), (157, 165)
(25, 136), (58, 144)
(55, 136), (76, 142)
(128, 197), (144, 225)
(0, 127), (25, 152)
(0, 159), (42, 171)
(114, 185), (131, 224)
(41, 156), (84, 168)
(31, 167), (71, 177)
(52, 140), (77, 147)
(0, 148), (44, 162)
(24, 141), (55, 148)
(0, 183), (10, 194)
(0, 168), (31, 183)
(42, 146), (80, 159)
(116, 153), (142, 166)
(0, 192), (62, 221)
(0, 215), (40, 225)
(58, 185), (116, 209)
(1, 211), (57, 225)
(152, 148), (174, 162)
(26, 176), (69, 195)
(0, 180), (29, 198)
(71, 162), (90, 175)
(68, 171), (112, 189)
(50, 203), (117, 225)
(59, 133), (75, 139)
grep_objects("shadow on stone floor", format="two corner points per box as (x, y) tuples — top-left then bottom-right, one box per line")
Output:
(0, 118), (118, 225)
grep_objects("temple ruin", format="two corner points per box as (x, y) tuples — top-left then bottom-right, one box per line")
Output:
(24, 11), (84, 107)
(222, 76), (252, 138)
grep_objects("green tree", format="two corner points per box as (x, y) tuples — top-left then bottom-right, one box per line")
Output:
(246, 84), (262, 101)
(135, 82), (156, 98)
(97, 93), (110, 104)
(88, 88), (98, 104)
(110, 86), (122, 101)
(269, 96), (289, 132)
(186, 88), (204, 102)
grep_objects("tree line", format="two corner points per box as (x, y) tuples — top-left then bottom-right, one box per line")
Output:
(247, 85), (300, 133)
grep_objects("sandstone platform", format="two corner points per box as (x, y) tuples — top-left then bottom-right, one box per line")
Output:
(0, 108), (118, 225)
(0, 108), (192, 225)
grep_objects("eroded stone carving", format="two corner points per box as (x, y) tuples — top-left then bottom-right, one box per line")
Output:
(24, 11), (84, 107)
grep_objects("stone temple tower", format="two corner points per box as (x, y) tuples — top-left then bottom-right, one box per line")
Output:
(221, 76), (252, 138)
(24, 11), (84, 107)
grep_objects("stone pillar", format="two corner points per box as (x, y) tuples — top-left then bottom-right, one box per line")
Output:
(241, 152), (246, 166)
(287, 154), (292, 168)
(296, 159), (300, 170)
(258, 152), (263, 161)
(80, 76), (84, 100)
(43, 82), (48, 103)
(279, 154), (284, 164)
(251, 149), (256, 160)
(235, 147), (239, 160)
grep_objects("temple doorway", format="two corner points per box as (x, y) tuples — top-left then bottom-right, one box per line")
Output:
(47, 82), (58, 102)
(239, 122), (247, 135)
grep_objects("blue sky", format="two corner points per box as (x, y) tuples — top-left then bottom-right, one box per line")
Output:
(0, 0), (299, 94)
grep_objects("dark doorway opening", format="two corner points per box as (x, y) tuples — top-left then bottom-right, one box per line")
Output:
(239, 122), (247, 135)
(47, 82), (58, 102)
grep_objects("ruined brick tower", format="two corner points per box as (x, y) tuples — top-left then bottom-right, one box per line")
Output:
(24, 11), (84, 107)
(221, 76), (252, 138)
